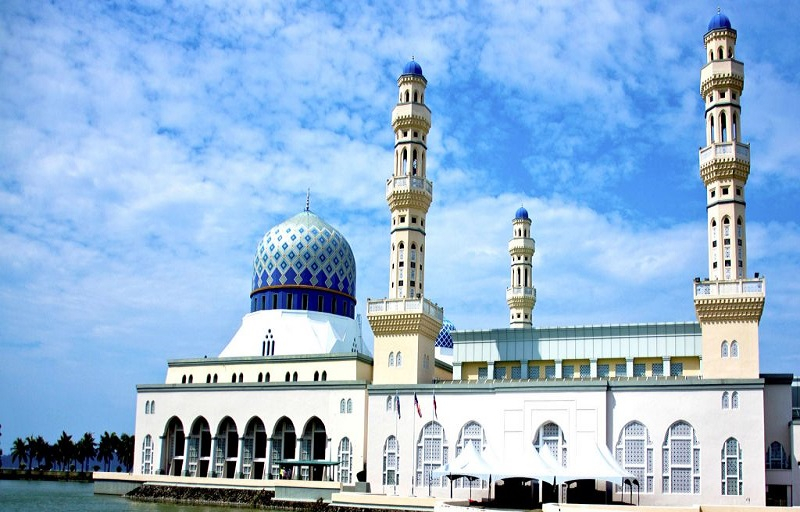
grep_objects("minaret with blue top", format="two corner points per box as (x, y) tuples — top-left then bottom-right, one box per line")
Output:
(368, 59), (443, 385)
(507, 207), (536, 328)
(694, 10), (765, 379)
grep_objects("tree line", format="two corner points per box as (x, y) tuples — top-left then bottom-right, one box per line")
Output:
(8, 431), (134, 472)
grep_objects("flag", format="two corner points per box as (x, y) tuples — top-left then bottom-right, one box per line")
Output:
(414, 392), (422, 417)
(395, 393), (401, 419)
(433, 390), (438, 420)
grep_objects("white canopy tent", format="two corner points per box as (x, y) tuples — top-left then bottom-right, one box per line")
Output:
(541, 441), (636, 486)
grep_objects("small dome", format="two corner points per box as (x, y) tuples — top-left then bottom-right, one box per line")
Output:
(402, 59), (423, 77)
(515, 206), (529, 220)
(435, 319), (456, 348)
(707, 12), (732, 32)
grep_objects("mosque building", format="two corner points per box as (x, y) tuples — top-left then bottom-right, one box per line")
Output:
(131, 11), (798, 507)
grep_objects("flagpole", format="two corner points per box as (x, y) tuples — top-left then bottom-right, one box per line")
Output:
(394, 390), (398, 496)
(411, 393), (416, 497)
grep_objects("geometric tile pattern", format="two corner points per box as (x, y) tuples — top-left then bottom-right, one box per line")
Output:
(435, 318), (455, 348)
(252, 210), (356, 299)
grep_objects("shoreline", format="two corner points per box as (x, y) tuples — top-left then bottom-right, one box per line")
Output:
(0, 468), (93, 483)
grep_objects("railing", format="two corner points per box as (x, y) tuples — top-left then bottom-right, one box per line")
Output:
(699, 141), (750, 166)
(694, 277), (765, 298)
(367, 297), (443, 320)
(506, 286), (537, 301)
(386, 176), (433, 197)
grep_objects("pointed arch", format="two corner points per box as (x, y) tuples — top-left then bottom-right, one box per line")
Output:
(301, 417), (328, 480)
(161, 416), (185, 476)
(533, 421), (567, 467)
(732, 112), (738, 141)
(615, 421), (654, 493)
(721, 438), (742, 495)
(662, 420), (700, 494)
(455, 421), (488, 489)
(722, 391), (730, 409)
(187, 416), (212, 477)
(215, 416), (239, 478)
(141, 434), (153, 474)
(271, 417), (296, 479)
(710, 115), (715, 142)
(731, 391), (739, 409)
(383, 435), (399, 485)
(721, 340), (729, 358)
(242, 417), (268, 479)
(731, 340), (739, 358)
(767, 441), (789, 469)
(337, 437), (352, 483)
(416, 421), (448, 487)
(720, 111), (728, 142)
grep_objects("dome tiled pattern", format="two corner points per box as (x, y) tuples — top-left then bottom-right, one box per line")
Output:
(252, 211), (356, 299)
(435, 318), (456, 348)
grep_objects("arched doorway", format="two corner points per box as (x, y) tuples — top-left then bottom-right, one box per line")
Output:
(271, 417), (296, 479)
(301, 417), (328, 481)
(243, 417), (268, 479)
(215, 417), (239, 478)
(162, 417), (185, 476)
(188, 417), (212, 477)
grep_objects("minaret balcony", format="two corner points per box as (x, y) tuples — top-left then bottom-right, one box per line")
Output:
(699, 141), (750, 167)
(386, 176), (433, 210)
(506, 286), (537, 302)
(693, 277), (764, 298)
(367, 297), (444, 339)
(508, 238), (535, 254)
(700, 59), (743, 96)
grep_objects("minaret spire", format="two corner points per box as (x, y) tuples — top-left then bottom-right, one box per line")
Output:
(694, 11), (764, 379)
(306, 188), (310, 212)
(507, 206), (536, 328)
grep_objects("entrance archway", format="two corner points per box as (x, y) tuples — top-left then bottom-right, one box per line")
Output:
(243, 417), (268, 479)
(301, 417), (328, 481)
(215, 417), (239, 478)
(162, 417), (185, 476)
(271, 417), (296, 479)
(188, 417), (212, 477)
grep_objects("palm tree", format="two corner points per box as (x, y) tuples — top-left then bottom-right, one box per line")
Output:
(117, 433), (135, 472)
(30, 436), (48, 469)
(11, 437), (29, 469)
(55, 431), (75, 471)
(76, 432), (96, 472)
(97, 432), (114, 472)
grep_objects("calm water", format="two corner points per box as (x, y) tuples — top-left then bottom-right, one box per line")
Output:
(0, 480), (251, 511)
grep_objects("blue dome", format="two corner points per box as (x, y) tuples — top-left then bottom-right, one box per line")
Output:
(402, 60), (423, 76)
(515, 206), (529, 220)
(707, 12), (732, 32)
(251, 211), (357, 318)
(435, 319), (456, 348)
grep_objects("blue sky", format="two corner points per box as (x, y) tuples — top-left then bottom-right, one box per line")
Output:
(0, 1), (798, 447)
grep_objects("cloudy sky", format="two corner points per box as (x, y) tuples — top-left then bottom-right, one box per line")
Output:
(1, 1), (798, 446)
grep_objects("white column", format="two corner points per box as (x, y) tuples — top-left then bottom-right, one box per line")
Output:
(181, 436), (191, 476)
(234, 436), (245, 478)
(626, 358), (634, 377)
(452, 363), (462, 380)
(209, 437), (219, 477)
(555, 360), (563, 379)
(487, 361), (495, 379)
(590, 359), (598, 378)
(520, 360), (529, 379)
(663, 357), (671, 377)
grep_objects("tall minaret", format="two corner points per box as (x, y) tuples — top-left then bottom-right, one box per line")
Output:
(386, 58), (432, 300)
(694, 11), (765, 379)
(368, 59), (443, 386)
(507, 207), (536, 328)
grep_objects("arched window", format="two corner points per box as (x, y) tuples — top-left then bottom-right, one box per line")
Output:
(383, 435), (399, 485)
(709, 50), (714, 62)
(182, 375), (187, 384)
(728, 47), (733, 58)
(413, 91), (418, 103)
(150, 401), (155, 414)
(730, 340), (739, 358)
(347, 399), (353, 413)
(232, 373), (237, 383)
(722, 391), (730, 409)
(388, 352), (395, 367)
(292, 371), (298, 382)
(265, 372), (270, 382)
(396, 352), (403, 366)
(615, 421), (654, 493)
(416, 422), (448, 487)
(767, 441), (789, 469)
(258, 372), (263, 382)
(213, 374), (218, 383)
(402, 149), (408, 175)
(662, 421), (700, 494)
(238, 373), (243, 383)
(321, 371), (327, 381)
(455, 421), (487, 489)
(386, 396), (393, 412)
(314, 371), (319, 381)
(718, 47), (724, 60)
(141, 434), (153, 475)
(398, 242), (405, 261)
(534, 422), (567, 467)
(340, 399), (346, 413)
(721, 341), (729, 358)
(285, 371), (290, 382)
(710, 115), (715, 142)
(145, 401), (150, 414)
(720, 112), (727, 142)
(732, 113), (738, 141)
(721, 438), (742, 495)
(206, 374), (211, 383)
(338, 437), (352, 483)
(410, 244), (416, 262)
(188, 375), (193, 383)
(731, 391), (739, 409)
(404, 90), (409, 102)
